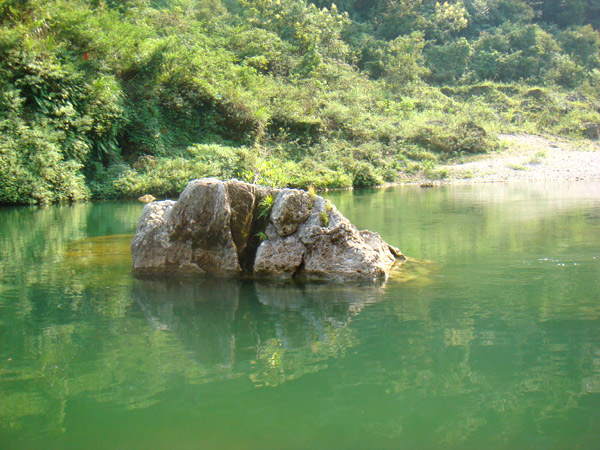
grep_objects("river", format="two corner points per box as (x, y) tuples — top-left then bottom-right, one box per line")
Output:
(1, 182), (599, 449)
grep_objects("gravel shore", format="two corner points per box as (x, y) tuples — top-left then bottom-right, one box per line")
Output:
(435, 134), (600, 184)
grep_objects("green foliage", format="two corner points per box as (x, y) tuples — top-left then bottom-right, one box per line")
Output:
(351, 161), (384, 187)
(307, 185), (316, 209)
(255, 231), (268, 242)
(470, 23), (558, 83)
(408, 119), (500, 155)
(557, 25), (600, 70)
(433, 1), (469, 40)
(1, 0), (600, 204)
(100, 144), (253, 197)
(423, 160), (449, 180)
(240, 0), (350, 69)
(258, 194), (274, 220)
(358, 32), (428, 83)
(425, 38), (472, 84)
(320, 210), (329, 227)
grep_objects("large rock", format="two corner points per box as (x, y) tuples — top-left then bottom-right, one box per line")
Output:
(292, 197), (404, 281)
(254, 225), (305, 277)
(132, 178), (257, 276)
(131, 179), (406, 281)
(270, 189), (311, 236)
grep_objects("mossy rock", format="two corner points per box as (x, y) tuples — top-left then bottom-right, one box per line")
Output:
(468, 84), (495, 96)
(410, 121), (498, 155)
(582, 123), (600, 140)
(524, 88), (546, 100)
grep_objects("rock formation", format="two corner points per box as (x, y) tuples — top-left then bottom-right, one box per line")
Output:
(131, 178), (405, 281)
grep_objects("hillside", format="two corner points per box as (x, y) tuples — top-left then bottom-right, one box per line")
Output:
(1, 0), (600, 204)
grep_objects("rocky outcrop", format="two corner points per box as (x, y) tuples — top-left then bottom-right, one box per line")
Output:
(131, 178), (405, 281)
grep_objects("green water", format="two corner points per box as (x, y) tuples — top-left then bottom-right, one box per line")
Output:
(1, 183), (599, 449)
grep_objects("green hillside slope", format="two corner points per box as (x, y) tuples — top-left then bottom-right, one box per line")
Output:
(1, 0), (599, 204)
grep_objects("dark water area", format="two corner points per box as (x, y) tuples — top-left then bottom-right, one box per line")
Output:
(1, 182), (599, 449)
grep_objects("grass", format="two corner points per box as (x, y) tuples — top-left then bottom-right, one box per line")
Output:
(508, 163), (528, 171)
(320, 211), (329, 227)
(258, 195), (274, 220)
(308, 185), (316, 209)
(527, 150), (547, 165)
(255, 231), (268, 242)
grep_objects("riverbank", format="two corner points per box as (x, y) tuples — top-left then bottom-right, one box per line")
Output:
(422, 134), (600, 185)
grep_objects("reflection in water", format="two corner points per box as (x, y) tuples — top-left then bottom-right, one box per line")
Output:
(1, 184), (600, 448)
(132, 278), (386, 387)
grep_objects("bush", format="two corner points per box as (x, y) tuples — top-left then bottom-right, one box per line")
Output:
(409, 120), (500, 155)
(545, 54), (586, 88)
(351, 161), (384, 187)
(425, 38), (472, 84)
(470, 24), (560, 84)
(2, 0), (600, 204)
(557, 25), (600, 70)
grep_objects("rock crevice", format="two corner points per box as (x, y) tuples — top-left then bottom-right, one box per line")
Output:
(131, 178), (406, 281)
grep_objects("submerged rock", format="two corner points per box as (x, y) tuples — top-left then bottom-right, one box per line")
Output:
(138, 194), (156, 203)
(131, 178), (406, 281)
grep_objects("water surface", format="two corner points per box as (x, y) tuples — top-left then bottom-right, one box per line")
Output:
(1, 182), (599, 449)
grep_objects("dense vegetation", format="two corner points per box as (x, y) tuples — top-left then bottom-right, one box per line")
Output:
(1, 0), (599, 204)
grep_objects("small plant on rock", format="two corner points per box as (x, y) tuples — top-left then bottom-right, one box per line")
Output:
(308, 185), (316, 209)
(258, 194), (274, 220)
(255, 231), (268, 242)
(320, 210), (329, 227)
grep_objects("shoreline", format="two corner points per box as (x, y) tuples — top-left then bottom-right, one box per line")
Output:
(3, 133), (600, 208)
(407, 134), (600, 186)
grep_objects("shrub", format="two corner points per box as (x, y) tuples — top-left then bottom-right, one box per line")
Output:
(425, 38), (472, 84)
(409, 120), (499, 155)
(352, 161), (384, 187)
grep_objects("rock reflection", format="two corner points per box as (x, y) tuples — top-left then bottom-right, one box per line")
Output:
(133, 278), (240, 367)
(133, 279), (386, 386)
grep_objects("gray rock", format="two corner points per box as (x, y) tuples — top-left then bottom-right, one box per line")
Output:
(254, 226), (305, 278)
(132, 179), (243, 276)
(225, 179), (261, 259)
(292, 198), (405, 281)
(270, 189), (311, 237)
(168, 178), (241, 275)
(131, 178), (405, 282)
(131, 200), (175, 273)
